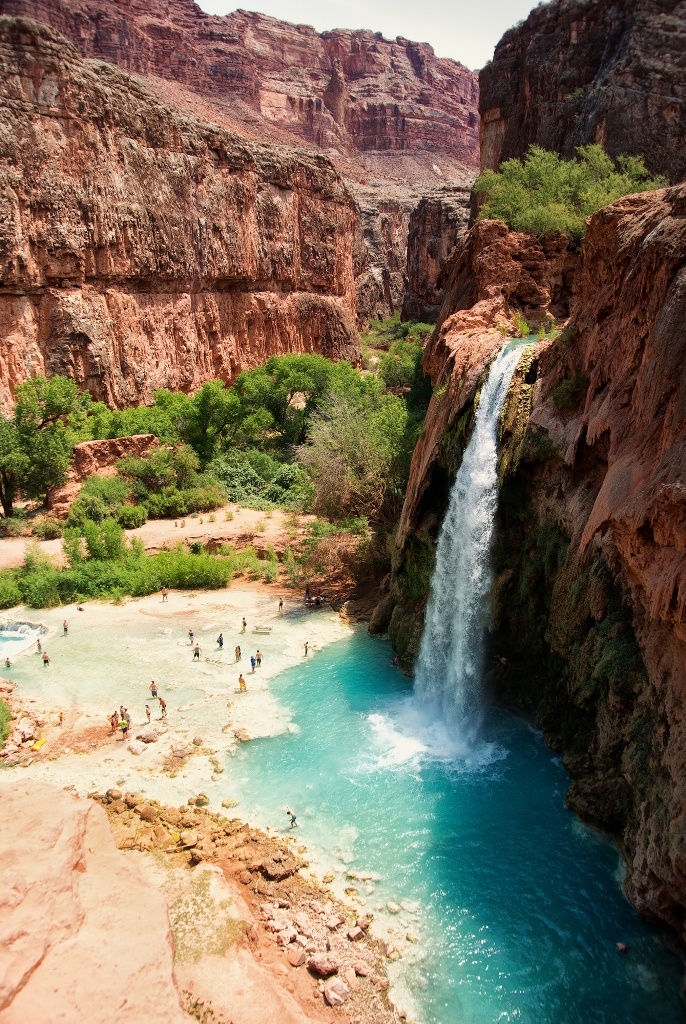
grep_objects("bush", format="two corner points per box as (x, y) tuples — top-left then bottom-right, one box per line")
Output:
(0, 697), (11, 747)
(144, 485), (225, 519)
(116, 504), (148, 529)
(552, 375), (589, 411)
(0, 573), (22, 608)
(474, 144), (667, 242)
(32, 516), (63, 540)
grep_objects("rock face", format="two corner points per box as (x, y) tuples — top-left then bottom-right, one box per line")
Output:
(47, 434), (158, 515)
(0, 17), (359, 409)
(401, 185), (473, 323)
(0, 0), (480, 168)
(390, 185), (686, 944)
(0, 778), (188, 1023)
(480, 0), (686, 183)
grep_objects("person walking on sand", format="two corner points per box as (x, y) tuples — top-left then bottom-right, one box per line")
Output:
(241, 617), (247, 633)
(63, 619), (68, 635)
(161, 586), (168, 603)
(235, 645), (241, 662)
(278, 597), (283, 614)
(216, 633), (224, 650)
(159, 697), (167, 718)
(303, 641), (309, 656)
(150, 680), (158, 699)
(256, 650), (262, 667)
(193, 643), (201, 661)
(250, 655), (256, 673)
(42, 651), (50, 667)
(145, 704), (151, 724)
(188, 629), (194, 644)
(238, 674), (246, 692)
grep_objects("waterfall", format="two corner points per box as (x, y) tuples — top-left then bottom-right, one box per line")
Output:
(414, 345), (522, 749)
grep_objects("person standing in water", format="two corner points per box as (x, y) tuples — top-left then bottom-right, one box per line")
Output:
(286, 806), (297, 828)
(216, 633), (224, 650)
(145, 704), (151, 724)
(63, 619), (68, 635)
(303, 641), (309, 656)
(193, 643), (201, 661)
(42, 651), (50, 667)
(150, 680), (158, 699)
(36, 638), (42, 653)
(159, 697), (167, 719)
(4, 657), (10, 669)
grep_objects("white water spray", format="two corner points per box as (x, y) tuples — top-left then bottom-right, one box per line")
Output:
(414, 344), (522, 749)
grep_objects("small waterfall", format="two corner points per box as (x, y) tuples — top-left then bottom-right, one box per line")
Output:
(414, 345), (522, 749)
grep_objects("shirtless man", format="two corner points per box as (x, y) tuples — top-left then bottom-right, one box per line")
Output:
(238, 674), (247, 692)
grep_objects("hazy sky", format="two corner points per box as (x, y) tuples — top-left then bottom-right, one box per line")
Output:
(197, 0), (540, 69)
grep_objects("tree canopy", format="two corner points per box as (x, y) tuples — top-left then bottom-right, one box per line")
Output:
(474, 144), (667, 242)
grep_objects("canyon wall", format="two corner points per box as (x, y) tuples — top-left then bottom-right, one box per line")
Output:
(387, 185), (686, 943)
(0, 0), (480, 169)
(0, 0), (478, 328)
(480, 0), (686, 183)
(0, 17), (360, 409)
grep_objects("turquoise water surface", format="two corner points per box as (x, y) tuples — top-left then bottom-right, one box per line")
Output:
(231, 629), (685, 1024)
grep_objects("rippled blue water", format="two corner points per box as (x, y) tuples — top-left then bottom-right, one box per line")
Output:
(231, 629), (685, 1024)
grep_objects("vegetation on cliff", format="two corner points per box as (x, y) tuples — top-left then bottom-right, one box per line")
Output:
(474, 145), (666, 241)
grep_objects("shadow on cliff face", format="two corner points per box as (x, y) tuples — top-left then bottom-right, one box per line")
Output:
(383, 182), (686, 945)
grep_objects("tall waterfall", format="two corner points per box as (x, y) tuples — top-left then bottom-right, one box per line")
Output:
(414, 345), (522, 749)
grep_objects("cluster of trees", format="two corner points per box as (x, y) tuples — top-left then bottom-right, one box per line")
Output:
(474, 144), (667, 241)
(0, 339), (434, 532)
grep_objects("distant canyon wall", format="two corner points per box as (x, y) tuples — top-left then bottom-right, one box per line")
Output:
(0, 0), (480, 168)
(387, 184), (686, 943)
(480, 0), (686, 182)
(0, 17), (360, 410)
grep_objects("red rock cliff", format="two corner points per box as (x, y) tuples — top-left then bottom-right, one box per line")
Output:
(480, 0), (686, 182)
(0, 0), (480, 169)
(0, 17), (360, 409)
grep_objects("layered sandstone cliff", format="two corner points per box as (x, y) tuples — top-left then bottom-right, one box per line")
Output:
(0, 0), (480, 169)
(388, 185), (686, 943)
(480, 0), (686, 183)
(0, 17), (360, 409)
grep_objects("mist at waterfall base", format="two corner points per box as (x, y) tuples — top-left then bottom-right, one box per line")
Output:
(234, 347), (684, 1021)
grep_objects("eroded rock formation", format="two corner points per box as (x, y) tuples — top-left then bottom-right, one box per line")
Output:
(402, 185), (476, 323)
(480, 0), (686, 182)
(0, 17), (360, 409)
(46, 434), (158, 516)
(388, 184), (686, 944)
(0, 0), (480, 168)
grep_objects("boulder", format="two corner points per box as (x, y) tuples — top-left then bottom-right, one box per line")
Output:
(387, 902), (401, 914)
(127, 740), (147, 756)
(276, 927), (297, 946)
(353, 960), (373, 977)
(347, 926), (364, 942)
(307, 952), (341, 977)
(287, 948), (306, 967)
(323, 978), (350, 1006)
(192, 736), (203, 746)
(136, 805), (157, 823)
(179, 830), (198, 848)
(325, 913), (345, 930)
(135, 728), (160, 744)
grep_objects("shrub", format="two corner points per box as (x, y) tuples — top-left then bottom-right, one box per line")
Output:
(552, 375), (589, 411)
(0, 573), (22, 608)
(116, 504), (148, 529)
(0, 697), (11, 747)
(474, 144), (667, 242)
(32, 516), (63, 540)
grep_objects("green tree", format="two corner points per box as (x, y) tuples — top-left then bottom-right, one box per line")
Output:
(0, 375), (90, 517)
(474, 144), (667, 242)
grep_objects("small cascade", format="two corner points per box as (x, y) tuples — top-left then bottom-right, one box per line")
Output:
(414, 344), (522, 748)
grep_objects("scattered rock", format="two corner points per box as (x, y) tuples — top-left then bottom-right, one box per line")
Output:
(221, 799), (237, 809)
(322, 871), (335, 884)
(234, 729), (251, 743)
(353, 960), (372, 977)
(308, 952), (341, 977)
(136, 804), (157, 823)
(195, 793), (210, 807)
(347, 926), (364, 942)
(293, 912), (313, 936)
(406, 931), (419, 943)
(162, 807), (181, 825)
(106, 788), (122, 801)
(343, 967), (360, 992)
(127, 740), (147, 756)
(238, 870), (252, 885)
(179, 830), (198, 848)
(276, 926), (297, 946)
(135, 727), (160, 743)
(287, 948), (306, 967)
(192, 736), (203, 746)
(387, 901), (401, 914)
(323, 978), (350, 1006)
(356, 915), (372, 930)
(260, 857), (298, 881)
(325, 913), (345, 930)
